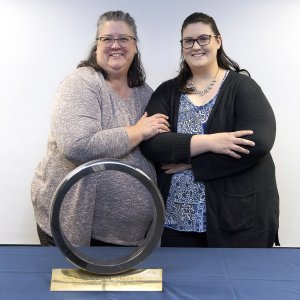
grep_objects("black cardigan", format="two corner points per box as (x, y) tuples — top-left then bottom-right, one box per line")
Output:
(141, 71), (279, 247)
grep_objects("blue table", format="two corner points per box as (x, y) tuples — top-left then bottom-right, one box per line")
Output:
(1, 246), (300, 299)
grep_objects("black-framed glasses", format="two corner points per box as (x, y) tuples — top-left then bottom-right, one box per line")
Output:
(180, 34), (218, 49)
(96, 35), (136, 47)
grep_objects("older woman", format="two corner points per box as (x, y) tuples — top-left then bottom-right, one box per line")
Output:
(31, 11), (169, 246)
(141, 12), (279, 248)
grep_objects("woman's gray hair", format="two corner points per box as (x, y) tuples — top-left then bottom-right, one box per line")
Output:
(96, 10), (138, 40)
(77, 10), (145, 87)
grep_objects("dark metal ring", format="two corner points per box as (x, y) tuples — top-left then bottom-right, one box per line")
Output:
(50, 159), (165, 275)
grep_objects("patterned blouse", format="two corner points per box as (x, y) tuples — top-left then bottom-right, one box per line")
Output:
(165, 72), (228, 233)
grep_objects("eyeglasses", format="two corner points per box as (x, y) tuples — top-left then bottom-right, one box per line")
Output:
(96, 35), (136, 47)
(180, 34), (218, 49)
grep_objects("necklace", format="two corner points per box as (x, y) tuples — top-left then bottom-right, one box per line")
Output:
(191, 68), (219, 96)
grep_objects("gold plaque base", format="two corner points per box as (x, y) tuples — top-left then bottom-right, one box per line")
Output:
(50, 268), (163, 291)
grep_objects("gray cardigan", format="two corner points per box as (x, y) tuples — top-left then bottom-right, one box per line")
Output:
(31, 67), (155, 246)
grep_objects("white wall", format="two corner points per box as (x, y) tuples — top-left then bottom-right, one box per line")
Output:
(0, 0), (299, 246)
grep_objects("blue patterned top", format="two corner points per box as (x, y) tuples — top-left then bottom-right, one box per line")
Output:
(165, 72), (229, 233)
(164, 94), (217, 232)
(165, 72), (228, 233)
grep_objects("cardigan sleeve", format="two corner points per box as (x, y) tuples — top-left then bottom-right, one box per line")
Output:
(191, 79), (276, 181)
(140, 81), (193, 163)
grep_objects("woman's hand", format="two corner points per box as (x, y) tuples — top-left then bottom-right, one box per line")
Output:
(191, 130), (255, 159)
(126, 112), (170, 149)
(136, 112), (170, 140)
(161, 163), (191, 174)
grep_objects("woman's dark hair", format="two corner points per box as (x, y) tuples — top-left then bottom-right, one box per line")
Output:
(77, 11), (146, 87)
(178, 12), (250, 92)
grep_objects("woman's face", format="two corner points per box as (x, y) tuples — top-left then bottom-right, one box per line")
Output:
(96, 21), (137, 77)
(181, 22), (221, 72)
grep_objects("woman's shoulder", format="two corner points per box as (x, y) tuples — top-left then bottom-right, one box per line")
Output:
(55, 67), (106, 99)
(227, 70), (260, 90)
(154, 77), (179, 94)
(61, 67), (104, 86)
(139, 82), (153, 94)
(157, 77), (179, 89)
(136, 82), (153, 103)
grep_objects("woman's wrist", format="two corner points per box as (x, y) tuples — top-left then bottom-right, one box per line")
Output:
(125, 125), (143, 149)
(190, 135), (210, 156)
